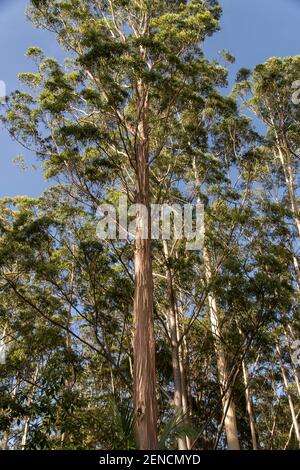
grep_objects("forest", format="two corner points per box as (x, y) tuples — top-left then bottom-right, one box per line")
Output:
(0, 0), (300, 451)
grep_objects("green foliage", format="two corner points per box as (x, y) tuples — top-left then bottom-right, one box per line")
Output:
(0, 0), (299, 451)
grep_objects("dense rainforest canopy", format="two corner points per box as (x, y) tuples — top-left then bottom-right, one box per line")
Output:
(0, 0), (299, 450)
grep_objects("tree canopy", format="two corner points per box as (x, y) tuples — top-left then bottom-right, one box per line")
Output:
(0, 0), (299, 450)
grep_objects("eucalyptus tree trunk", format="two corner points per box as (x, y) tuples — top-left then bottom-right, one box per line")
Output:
(21, 365), (39, 450)
(284, 331), (300, 399)
(192, 159), (239, 450)
(273, 136), (300, 290)
(163, 240), (188, 450)
(241, 360), (258, 450)
(275, 145), (300, 240)
(133, 75), (157, 450)
(0, 323), (8, 365)
(269, 374), (281, 449)
(276, 343), (300, 445)
(292, 250), (300, 288)
(204, 248), (240, 450)
(237, 325), (259, 449)
(285, 409), (300, 449)
(178, 324), (192, 450)
(61, 251), (75, 447)
(176, 255), (192, 450)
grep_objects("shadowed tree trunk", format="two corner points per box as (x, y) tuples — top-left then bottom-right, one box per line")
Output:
(193, 158), (239, 450)
(242, 360), (258, 450)
(163, 240), (188, 450)
(21, 365), (39, 450)
(204, 249), (240, 450)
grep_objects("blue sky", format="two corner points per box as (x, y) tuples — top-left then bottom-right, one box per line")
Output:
(0, 0), (300, 198)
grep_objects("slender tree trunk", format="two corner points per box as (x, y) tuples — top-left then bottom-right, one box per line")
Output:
(163, 241), (188, 450)
(237, 325), (259, 449)
(21, 365), (39, 450)
(129, 351), (134, 379)
(21, 420), (30, 450)
(285, 409), (300, 449)
(177, 300), (192, 450)
(241, 360), (258, 449)
(204, 249), (240, 450)
(292, 251), (300, 288)
(276, 343), (300, 445)
(133, 78), (157, 450)
(192, 157), (239, 449)
(61, 252), (75, 448)
(269, 375), (280, 450)
(276, 145), (300, 239)
(284, 331), (300, 399)
(274, 139), (300, 441)
(179, 335), (192, 449)
(0, 323), (8, 365)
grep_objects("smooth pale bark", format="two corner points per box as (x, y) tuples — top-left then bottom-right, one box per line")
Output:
(21, 365), (39, 450)
(129, 352), (133, 379)
(285, 409), (300, 449)
(204, 249), (240, 450)
(179, 334), (192, 450)
(274, 135), (300, 290)
(270, 121), (300, 242)
(237, 325), (259, 449)
(177, 287), (193, 449)
(284, 332), (300, 399)
(276, 146), (300, 240)
(271, 133), (300, 446)
(287, 324), (297, 342)
(276, 343), (300, 445)
(0, 324), (7, 364)
(133, 78), (158, 450)
(192, 158), (239, 450)
(241, 360), (258, 450)
(163, 241), (188, 450)
(269, 376), (281, 450)
(292, 252), (300, 288)
(61, 255), (75, 447)
(176, 255), (193, 442)
(21, 419), (30, 450)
